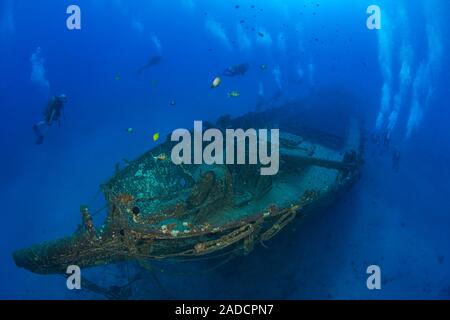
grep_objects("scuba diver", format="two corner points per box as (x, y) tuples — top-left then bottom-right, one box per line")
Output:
(383, 132), (391, 149)
(32, 94), (68, 145)
(137, 55), (162, 74)
(222, 63), (250, 77)
(392, 148), (401, 173)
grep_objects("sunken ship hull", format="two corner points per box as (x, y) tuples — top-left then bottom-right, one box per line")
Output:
(13, 100), (364, 275)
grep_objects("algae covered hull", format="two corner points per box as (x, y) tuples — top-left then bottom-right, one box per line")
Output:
(13, 101), (364, 275)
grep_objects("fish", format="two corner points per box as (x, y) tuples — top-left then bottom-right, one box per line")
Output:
(126, 127), (134, 133)
(260, 64), (268, 70)
(153, 153), (168, 161)
(169, 100), (176, 106)
(153, 132), (160, 141)
(114, 74), (121, 81)
(258, 32), (265, 38)
(211, 76), (221, 89)
(228, 91), (241, 98)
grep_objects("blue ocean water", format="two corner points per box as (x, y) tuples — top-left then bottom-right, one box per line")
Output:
(0, 0), (449, 299)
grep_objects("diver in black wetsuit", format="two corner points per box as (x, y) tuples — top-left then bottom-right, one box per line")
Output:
(222, 63), (250, 77)
(32, 94), (68, 145)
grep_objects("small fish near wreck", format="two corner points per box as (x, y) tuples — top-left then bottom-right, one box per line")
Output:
(211, 76), (221, 89)
(228, 90), (241, 98)
(13, 99), (364, 275)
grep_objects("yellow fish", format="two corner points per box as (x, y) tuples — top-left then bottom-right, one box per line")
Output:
(153, 132), (160, 141)
(228, 91), (240, 98)
(211, 76), (221, 89)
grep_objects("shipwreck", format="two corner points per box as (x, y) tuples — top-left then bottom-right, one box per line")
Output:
(13, 98), (364, 280)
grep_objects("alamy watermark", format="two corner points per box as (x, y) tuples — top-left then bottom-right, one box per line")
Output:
(66, 5), (81, 30)
(366, 265), (382, 290)
(171, 121), (279, 176)
(66, 265), (81, 290)
(367, 5), (382, 30)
